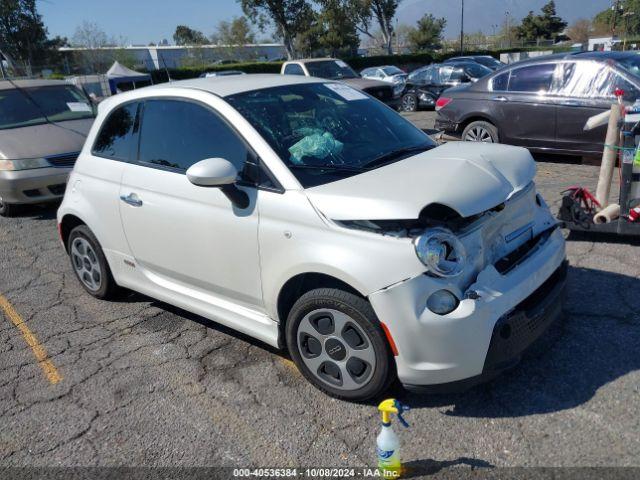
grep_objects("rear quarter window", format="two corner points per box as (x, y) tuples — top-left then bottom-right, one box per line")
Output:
(92, 102), (139, 161)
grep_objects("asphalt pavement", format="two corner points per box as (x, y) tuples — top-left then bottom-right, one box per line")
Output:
(0, 111), (638, 474)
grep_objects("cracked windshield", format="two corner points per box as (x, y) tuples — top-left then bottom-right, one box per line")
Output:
(226, 83), (435, 187)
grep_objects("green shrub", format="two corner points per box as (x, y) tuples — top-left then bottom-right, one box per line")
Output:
(147, 46), (574, 83)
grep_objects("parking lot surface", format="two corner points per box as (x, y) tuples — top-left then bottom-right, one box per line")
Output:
(0, 112), (639, 472)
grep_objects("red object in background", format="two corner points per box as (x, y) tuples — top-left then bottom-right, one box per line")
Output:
(630, 207), (640, 222)
(615, 88), (625, 98)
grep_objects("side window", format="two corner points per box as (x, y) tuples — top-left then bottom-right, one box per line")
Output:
(138, 100), (249, 174)
(553, 62), (622, 98)
(611, 72), (640, 101)
(449, 68), (466, 82)
(492, 71), (509, 91)
(508, 63), (556, 93)
(92, 102), (138, 160)
(439, 66), (454, 83)
(284, 63), (305, 76)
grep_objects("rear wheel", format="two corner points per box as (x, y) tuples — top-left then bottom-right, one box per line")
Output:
(286, 288), (395, 401)
(0, 197), (19, 217)
(401, 93), (418, 112)
(68, 225), (119, 299)
(462, 120), (499, 143)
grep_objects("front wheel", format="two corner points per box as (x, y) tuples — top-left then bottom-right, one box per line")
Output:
(462, 120), (499, 143)
(0, 197), (20, 217)
(286, 288), (395, 401)
(401, 93), (418, 112)
(68, 225), (120, 299)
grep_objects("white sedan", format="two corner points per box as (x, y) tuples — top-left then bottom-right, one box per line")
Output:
(360, 65), (407, 96)
(57, 74), (566, 400)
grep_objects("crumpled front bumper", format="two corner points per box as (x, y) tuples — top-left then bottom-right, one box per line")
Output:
(368, 226), (566, 388)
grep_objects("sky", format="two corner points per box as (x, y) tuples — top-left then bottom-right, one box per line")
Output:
(39, 0), (613, 46)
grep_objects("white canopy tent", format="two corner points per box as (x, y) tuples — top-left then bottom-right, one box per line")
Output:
(105, 61), (152, 94)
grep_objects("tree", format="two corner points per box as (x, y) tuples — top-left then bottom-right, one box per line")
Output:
(515, 0), (567, 42)
(405, 13), (445, 52)
(71, 21), (113, 73)
(173, 25), (208, 45)
(316, 0), (360, 56)
(349, 0), (403, 55)
(592, 0), (640, 36)
(212, 16), (256, 45)
(0, 0), (65, 72)
(537, 0), (567, 38)
(238, 0), (313, 60)
(567, 18), (592, 43)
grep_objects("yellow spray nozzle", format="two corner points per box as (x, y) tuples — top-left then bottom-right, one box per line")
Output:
(378, 398), (399, 424)
(378, 398), (409, 427)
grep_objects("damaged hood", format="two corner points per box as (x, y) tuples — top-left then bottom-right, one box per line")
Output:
(305, 142), (536, 220)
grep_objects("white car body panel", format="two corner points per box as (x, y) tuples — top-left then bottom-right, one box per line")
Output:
(306, 142), (536, 220)
(58, 75), (566, 387)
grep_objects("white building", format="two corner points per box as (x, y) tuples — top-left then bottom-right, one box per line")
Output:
(60, 44), (287, 71)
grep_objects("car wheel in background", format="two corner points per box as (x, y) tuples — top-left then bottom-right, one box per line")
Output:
(401, 93), (418, 112)
(286, 288), (395, 401)
(0, 197), (20, 217)
(462, 120), (499, 143)
(67, 225), (119, 299)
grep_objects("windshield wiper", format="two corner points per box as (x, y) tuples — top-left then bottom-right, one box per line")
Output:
(363, 144), (435, 170)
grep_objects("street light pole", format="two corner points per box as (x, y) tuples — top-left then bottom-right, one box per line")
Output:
(460, 0), (465, 54)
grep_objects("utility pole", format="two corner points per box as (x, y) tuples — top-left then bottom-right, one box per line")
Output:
(611, 0), (622, 36)
(460, 0), (465, 54)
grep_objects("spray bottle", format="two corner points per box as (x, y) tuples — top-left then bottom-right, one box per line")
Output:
(376, 399), (410, 478)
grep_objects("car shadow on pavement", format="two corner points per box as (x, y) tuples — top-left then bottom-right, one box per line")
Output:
(396, 265), (639, 418)
(5, 202), (59, 220)
(402, 457), (494, 478)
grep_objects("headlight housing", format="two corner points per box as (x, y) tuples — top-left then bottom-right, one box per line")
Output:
(0, 158), (50, 171)
(414, 227), (466, 277)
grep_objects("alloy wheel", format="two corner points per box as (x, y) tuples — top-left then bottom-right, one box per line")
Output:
(402, 95), (416, 112)
(464, 126), (495, 142)
(71, 237), (102, 292)
(296, 308), (376, 391)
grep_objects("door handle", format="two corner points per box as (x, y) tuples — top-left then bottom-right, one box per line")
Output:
(120, 193), (143, 207)
(492, 96), (508, 102)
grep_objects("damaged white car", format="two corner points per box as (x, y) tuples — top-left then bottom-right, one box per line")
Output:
(57, 74), (567, 401)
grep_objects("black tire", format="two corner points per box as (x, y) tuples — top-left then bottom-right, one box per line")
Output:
(285, 288), (395, 401)
(401, 93), (418, 112)
(67, 225), (119, 299)
(462, 120), (499, 143)
(0, 198), (20, 217)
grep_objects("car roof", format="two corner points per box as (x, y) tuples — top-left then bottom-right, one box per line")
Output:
(0, 79), (70, 91)
(503, 51), (635, 69)
(121, 74), (327, 98)
(288, 58), (337, 64)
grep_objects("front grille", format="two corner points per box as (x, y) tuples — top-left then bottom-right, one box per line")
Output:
(48, 184), (66, 196)
(483, 261), (567, 372)
(46, 152), (79, 168)
(23, 189), (42, 198)
(494, 225), (557, 275)
(364, 86), (392, 101)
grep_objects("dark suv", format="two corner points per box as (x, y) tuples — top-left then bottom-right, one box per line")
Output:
(435, 51), (640, 156)
(400, 62), (492, 112)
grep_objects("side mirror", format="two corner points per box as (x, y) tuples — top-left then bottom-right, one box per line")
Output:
(187, 158), (238, 187)
(186, 157), (250, 209)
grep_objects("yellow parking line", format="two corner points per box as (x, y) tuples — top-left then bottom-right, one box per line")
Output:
(0, 294), (62, 385)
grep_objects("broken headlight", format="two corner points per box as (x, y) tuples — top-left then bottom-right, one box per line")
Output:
(413, 227), (466, 277)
